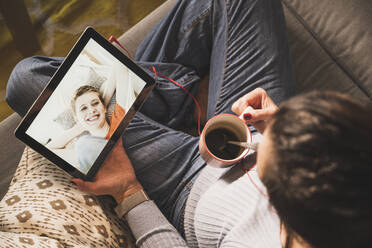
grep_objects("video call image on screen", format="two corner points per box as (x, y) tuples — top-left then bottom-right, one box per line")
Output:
(26, 39), (146, 174)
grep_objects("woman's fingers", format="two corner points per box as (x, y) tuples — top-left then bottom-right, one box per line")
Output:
(70, 137), (141, 202)
(232, 88), (267, 115)
(239, 105), (278, 133)
(71, 178), (99, 195)
(232, 88), (279, 133)
(244, 107), (278, 122)
(239, 107), (263, 133)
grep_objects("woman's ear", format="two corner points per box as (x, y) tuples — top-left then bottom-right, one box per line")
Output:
(280, 224), (310, 248)
(280, 223), (287, 248)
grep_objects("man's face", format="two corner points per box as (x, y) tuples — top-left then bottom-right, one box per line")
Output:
(75, 92), (106, 131)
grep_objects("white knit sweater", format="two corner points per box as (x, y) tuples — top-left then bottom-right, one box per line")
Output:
(125, 160), (281, 247)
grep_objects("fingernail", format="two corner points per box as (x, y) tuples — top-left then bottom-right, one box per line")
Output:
(244, 113), (252, 121)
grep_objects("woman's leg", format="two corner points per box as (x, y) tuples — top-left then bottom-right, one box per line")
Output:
(134, 0), (213, 129)
(135, 0), (295, 122)
(6, 56), (63, 117)
(207, 0), (295, 117)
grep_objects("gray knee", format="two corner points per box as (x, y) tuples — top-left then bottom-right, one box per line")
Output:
(6, 56), (63, 116)
(6, 57), (36, 116)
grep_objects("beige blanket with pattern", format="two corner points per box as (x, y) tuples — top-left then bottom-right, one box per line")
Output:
(0, 147), (135, 247)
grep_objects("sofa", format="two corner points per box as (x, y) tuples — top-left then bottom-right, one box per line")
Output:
(1, 0), (372, 201)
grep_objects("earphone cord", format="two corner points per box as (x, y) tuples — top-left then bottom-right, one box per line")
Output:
(244, 164), (277, 214)
(109, 36), (134, 60)
(149, 66), (202, 136)
(244, 164), (268, 198)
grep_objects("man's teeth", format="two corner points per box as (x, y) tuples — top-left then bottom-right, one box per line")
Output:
(87, 115), (99, 121)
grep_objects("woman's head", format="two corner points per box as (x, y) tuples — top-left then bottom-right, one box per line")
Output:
(71, 85), (107, 131)
(258, 91), (372, 248)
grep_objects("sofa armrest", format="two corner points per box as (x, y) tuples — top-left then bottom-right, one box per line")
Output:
(0, 113), (24, 200)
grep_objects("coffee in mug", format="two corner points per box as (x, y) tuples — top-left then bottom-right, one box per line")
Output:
(199, 113), (252, 167)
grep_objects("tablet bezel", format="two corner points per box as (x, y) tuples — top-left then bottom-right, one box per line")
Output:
(15, 27), (155, 181)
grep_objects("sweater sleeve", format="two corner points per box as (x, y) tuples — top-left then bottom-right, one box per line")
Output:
(124, 200), (189, 248)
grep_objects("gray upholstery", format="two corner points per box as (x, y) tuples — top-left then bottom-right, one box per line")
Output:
(0, 114), (24, 199)
(283, 0), (372, 100)
(1, 0), (372, 200)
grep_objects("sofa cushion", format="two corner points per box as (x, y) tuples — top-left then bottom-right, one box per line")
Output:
(0, 232), (63, 247)
(0, 147), (135, 247)
(282, 0), (372, 102)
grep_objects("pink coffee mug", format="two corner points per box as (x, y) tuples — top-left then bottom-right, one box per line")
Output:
(199, 113), (252, 168)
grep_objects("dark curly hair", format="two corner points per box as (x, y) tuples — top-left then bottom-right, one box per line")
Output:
(261, 91), (372, 248)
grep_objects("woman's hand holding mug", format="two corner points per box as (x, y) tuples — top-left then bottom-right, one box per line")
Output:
(232, 88), (278, 133)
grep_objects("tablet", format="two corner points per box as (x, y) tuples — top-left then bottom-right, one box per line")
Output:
(15, 27), (155, 181)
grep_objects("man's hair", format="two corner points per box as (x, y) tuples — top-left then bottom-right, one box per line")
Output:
(70, 85), (104, 114)
(262, 91), (372, 248)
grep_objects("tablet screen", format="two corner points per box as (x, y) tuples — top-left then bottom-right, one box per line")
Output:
(16, 28), (154, 180)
